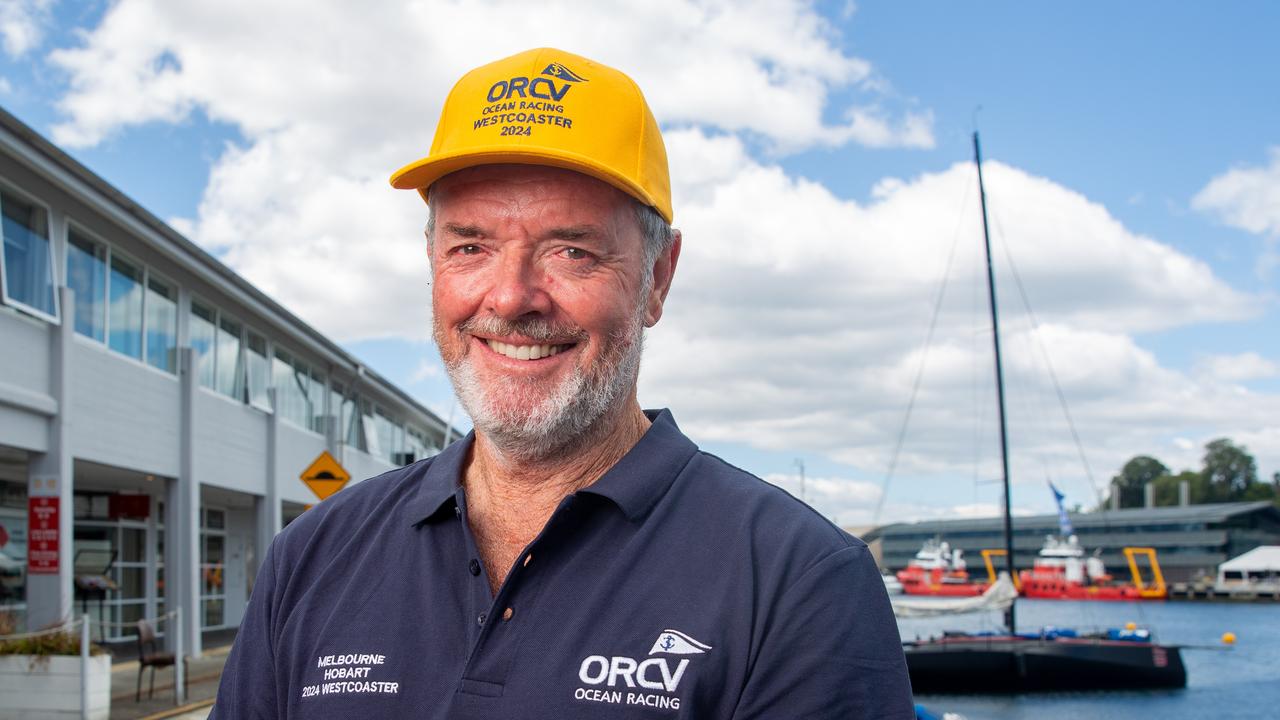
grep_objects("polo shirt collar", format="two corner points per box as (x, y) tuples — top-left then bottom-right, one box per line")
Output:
(415, 431), (473, 523)
(577, 409), (697, 522)
(414, 408), (697, 525)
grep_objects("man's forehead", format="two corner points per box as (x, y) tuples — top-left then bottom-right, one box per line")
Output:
(430, 164), (632, 210)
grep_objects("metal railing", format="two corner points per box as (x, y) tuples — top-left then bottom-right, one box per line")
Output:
(0, 608), (187, 717)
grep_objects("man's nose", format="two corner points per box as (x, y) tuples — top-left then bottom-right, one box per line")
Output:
(485, 250), (552, 319)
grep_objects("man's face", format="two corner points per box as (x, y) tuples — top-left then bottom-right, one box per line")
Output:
(429, 164), (674, 460)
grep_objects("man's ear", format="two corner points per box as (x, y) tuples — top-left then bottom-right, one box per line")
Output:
(644, 229), (682, 327)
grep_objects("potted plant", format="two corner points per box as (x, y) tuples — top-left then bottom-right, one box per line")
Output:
(0, 612), (111, 719)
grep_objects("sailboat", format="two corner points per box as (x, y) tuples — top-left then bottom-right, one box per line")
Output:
(899, 133), (1186, 693)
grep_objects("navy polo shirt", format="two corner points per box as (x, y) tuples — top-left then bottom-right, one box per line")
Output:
(212, 410), (912, 719)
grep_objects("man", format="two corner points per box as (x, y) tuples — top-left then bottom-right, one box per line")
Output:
(212, 48), (912, 719)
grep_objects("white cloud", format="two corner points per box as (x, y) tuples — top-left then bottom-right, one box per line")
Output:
(37, 0), (1279, 520)
(0, 0), (50, 57)
(1194, 352), (1280, 383)
(45, 0), (934, 340)
(763, 471), (882, 525)
(410, 357), (441, 383)
(47, 0), (931, 151)
(1194, 147), (1280, 236)
(640, 131), (1270, 513)
(1193, 147), (1280, 274)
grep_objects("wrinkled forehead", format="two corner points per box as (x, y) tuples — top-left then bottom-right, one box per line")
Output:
(431, 164), (633, 210)
(427, 164), (644, 246)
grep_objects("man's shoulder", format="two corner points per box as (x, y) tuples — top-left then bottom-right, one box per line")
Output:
(672, 449), (867, 557)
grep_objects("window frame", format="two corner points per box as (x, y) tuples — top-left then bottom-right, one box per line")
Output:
(104, 245), (147, 363)
(0, 180), (60, 324)
(64, 219), (110, 342)
(143, 269), (179, 373)
(64, 220), (180, 376)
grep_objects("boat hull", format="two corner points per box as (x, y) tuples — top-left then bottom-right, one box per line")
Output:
(901, 582), (989, 597)
(904, 636), (1186, 693)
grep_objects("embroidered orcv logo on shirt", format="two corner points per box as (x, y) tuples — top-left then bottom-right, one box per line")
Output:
(573, 630), (711, 712)
(649, 629), (712, 656)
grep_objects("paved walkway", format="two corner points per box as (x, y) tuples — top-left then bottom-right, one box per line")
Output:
(106, 638), (231, 720)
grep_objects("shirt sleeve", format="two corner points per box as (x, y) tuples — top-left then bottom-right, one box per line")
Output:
(731, 544), (914, 719)
(209, 537), (282, 719)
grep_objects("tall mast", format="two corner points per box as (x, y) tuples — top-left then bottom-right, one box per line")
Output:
(973, 131), (1016, 633)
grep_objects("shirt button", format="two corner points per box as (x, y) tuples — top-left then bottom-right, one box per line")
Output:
(454, 505), (461, 517)
(522, 553), (533, 567)
(477, 613), (487, 626)
(469, 559), (481, 576)
(502, 607), (514, 621)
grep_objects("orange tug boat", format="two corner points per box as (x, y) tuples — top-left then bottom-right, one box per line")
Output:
(896, 539), (990, 597)
(1017, 535), (1168, 601)
(897, 535), (1168, 600)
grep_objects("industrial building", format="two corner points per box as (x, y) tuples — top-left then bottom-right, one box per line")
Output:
(867, 501), (1280, 584)
(0, 106), (454, 655)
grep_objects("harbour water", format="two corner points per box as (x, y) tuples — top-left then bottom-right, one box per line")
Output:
(899, 599), (1280, 718)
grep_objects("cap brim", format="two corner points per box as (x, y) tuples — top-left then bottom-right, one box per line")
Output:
(389, 146), (670, 223)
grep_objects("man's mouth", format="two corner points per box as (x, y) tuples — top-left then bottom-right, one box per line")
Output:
(484, 339), (572, 361)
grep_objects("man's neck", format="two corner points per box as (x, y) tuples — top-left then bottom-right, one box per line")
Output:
(462, 403), (652, 594)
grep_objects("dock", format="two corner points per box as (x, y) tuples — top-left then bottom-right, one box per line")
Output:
(1167, 583), (1280, 602)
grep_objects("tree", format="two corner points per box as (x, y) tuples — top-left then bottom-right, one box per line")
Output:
(1109, 455), (1169, 508)
(1201, 438), (1258, 502)
(1152, 470), (1202, 506)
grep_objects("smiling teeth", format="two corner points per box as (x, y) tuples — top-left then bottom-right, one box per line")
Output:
(485, 340), (566, 360)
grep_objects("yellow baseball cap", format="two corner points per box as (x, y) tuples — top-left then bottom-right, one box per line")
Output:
(389, 48), (673, 223)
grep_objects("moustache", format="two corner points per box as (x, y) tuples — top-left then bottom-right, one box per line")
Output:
(456, 315), (589, 344)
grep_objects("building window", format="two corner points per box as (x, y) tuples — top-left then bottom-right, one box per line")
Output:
(107, 254), (143, 359)
(332, 383), (363, 450)
(145, 275), (177, 372)
(66, 228), (176, 374)
(402, 426), (437, 464)
(190, 301), (217, 388)
(374, 409), (399, 465)
(215, 314), (245, 400)
(246, 331), (270, 409)
(200, 508), (226, 630)
(272, 349), (318, 430)
(66, 228), (106, 341)
(0, 188), (57, 320)
(360, 399), (379, 457)
(307, 371), (326, 433)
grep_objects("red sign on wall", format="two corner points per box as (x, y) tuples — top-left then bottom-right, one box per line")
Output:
(27, 497), (59, 574)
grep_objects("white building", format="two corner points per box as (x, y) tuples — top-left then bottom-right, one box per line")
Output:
(0, 106), (454, 655)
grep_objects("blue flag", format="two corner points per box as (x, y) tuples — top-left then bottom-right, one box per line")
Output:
(1049, 482), (1074, 536)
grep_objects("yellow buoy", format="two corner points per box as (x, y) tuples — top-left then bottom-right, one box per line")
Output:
(1124, 622), (1137, 631)
(1222, 632), (1236, 645)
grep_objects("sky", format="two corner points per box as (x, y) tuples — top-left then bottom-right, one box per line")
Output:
(1, 0), (1276, 528)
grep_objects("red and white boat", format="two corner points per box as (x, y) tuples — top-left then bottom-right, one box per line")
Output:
(1017, 534), (1167, 601)
(896, 539), (990, 596)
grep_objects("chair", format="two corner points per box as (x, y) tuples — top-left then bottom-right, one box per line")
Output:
(135, 619), (180, 701)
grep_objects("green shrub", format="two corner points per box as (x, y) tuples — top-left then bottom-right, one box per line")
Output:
(0, 612), (107, 657)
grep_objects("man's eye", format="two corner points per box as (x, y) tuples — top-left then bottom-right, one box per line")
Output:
(563, 247), (590, 260)
(456, 244), (482, 255)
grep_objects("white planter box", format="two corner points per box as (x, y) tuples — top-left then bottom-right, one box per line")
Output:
(0, 654), (111, 719)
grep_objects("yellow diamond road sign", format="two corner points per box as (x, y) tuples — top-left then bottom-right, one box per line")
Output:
(301, 450), (350, 501)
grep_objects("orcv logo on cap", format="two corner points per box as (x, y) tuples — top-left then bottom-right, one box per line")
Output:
(389, 48), (672, 223)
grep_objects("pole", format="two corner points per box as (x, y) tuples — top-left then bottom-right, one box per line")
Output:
(974, 131), (1017, 634)
(174, 610), (186, 705)
(79, 614), (90, 720)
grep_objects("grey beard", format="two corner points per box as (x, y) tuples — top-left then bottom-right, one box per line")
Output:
(442, 315), (645, 463)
